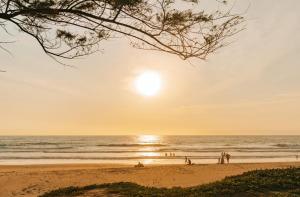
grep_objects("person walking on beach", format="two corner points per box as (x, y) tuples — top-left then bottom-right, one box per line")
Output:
(185, 156), (188, 164)
(226, 153), (231, 164)
(220, 152), (225, 164)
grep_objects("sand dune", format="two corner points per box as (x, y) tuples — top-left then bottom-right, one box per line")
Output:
(0, 162), (299, 197)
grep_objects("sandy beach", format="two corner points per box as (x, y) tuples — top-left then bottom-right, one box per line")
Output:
(0, 162), (299, 197)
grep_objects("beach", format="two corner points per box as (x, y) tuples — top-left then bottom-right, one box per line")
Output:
(1, 0), (300, 196)
(0, 162), (299, 197)
(1, 136), (299, 196)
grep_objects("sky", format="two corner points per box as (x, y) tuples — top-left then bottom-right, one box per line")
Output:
(0, 0), (300, 135)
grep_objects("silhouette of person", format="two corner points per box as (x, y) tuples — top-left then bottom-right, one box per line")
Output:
(135, 162), (144, 168)
(220, 152), (225, 164)
(226, 153), (231, 164)
(185, 156), (188, 164)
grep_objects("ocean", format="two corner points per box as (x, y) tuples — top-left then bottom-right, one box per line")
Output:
(0, 135), (299, 165)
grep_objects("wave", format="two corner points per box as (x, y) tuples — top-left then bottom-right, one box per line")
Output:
(6, 142), (63, 146)
(0, 155), (296, 160)
(1, 146), (300, 154)
(0, 143), (73, 148)
(97, 143), (167, 147)
(0, 146), (73, 150)
(273, 143), (300, 148)
(23, 142), (62, 145)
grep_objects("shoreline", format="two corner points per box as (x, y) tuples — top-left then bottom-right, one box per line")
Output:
(0, 162), (299, 197)
(0, 157), (298, 166)
(0, 160), (299, 167)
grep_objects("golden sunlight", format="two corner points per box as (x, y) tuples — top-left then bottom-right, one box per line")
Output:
(138, 135), (160, 144)
(134, 71), (161, 96)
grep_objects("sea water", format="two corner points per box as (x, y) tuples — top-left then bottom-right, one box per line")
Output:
(0, 135), (299, 165)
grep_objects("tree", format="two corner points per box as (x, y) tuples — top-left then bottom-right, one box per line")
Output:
(0, 0), (243, 62)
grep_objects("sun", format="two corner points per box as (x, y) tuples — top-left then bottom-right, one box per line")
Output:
(134, 71), (161, 96)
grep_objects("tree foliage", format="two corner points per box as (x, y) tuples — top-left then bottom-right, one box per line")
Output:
(0, 0), (244, 61)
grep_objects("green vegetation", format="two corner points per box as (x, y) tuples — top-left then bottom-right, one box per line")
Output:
(40, 167), (300, 197)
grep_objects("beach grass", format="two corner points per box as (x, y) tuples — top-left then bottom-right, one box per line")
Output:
(40, 167), (300, 197)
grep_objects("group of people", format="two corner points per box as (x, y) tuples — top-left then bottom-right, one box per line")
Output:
(165, 152), (176, 157)
(218, 152), (231, 164)
(137, 152), (231, 167)
(185, 152), (231, 165)
(185, 156), (192, 165)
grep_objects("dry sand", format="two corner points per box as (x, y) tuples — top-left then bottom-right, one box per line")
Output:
(0, 162), (299, 197)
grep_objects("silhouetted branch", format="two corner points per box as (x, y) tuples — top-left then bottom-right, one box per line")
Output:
(0, 0), (244, 62)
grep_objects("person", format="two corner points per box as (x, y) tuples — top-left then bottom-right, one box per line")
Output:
(134, 162), (144, 168)
(218, 157), (221, 164)
(226, 153), (231, 164)
(220, 152), (225, 164)
(187, 159), (192, 165)
(185, 156), (188, 164)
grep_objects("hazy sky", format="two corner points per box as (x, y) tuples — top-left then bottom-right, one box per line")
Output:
(1, 0), (300, 135)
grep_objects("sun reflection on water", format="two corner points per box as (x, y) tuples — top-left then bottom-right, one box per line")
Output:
(142, 159), (155, 164)
(138, 135), (160, 144)
(140, 152), (160, 157)
(137, 135), (161, 164)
